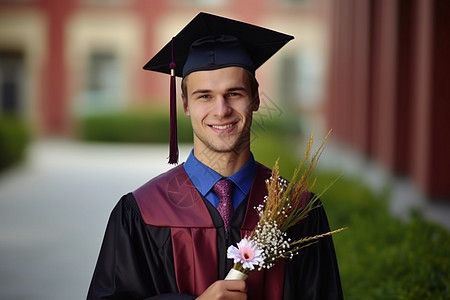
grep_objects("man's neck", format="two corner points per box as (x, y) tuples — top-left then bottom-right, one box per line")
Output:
(193, 147), (251, 177)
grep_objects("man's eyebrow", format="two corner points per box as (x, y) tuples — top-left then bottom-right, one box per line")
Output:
(226, 86), (248, 93)
(191, 86), (248, 96)
(191, 89), (213, 96)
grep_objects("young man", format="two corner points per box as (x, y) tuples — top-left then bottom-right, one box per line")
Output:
(87, 12), (343, 300)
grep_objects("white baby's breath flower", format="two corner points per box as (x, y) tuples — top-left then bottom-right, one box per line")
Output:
(225, 131), (346, 278)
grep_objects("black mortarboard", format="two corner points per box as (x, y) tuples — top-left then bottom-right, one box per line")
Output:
(143, 12), (294, 164)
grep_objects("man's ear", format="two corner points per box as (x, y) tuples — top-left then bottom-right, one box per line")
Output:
(182, 94), (190, 116)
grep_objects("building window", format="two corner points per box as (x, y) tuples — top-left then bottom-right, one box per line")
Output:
(296, 50), (324, 107)
(79, 50), (123, 115)
(87, 52), (116, 92)
(279, 51), (324, 107)
(279, 55), (298, 107)
(278, 50), (325, 134)
(0, 50), (25, 116)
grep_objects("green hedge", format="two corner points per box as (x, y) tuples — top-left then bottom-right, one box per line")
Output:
(0, 116), (29, 171)
(314, 172), (450, 300)
(251, 133), (299, 178)
(78, 110), (193, 144)
(77, 109), (294, 146)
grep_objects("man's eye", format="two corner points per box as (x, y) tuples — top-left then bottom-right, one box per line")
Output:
(228, 93), (241, 97)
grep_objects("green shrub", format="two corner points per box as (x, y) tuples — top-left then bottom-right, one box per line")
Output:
(251, 133), (298, 178)
(0, 116), (29, 171)
(250, 113), (302, 177)
(78, 108), (296, 151)
(313, 172), (450, 300)
(78, 110), (193, 144)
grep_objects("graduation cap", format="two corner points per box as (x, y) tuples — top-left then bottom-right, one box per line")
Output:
(143, 12), (294, 164)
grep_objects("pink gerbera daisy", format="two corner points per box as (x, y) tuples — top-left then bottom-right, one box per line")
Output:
(227, 238), (264, 270)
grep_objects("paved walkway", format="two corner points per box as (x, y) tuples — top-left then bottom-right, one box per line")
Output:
(0, 140), (448, 300)
(0, 140), (191, 300)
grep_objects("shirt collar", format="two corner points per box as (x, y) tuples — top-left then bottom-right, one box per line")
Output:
(183, 149), (257, 197)
(183, 150), (222, 197)
(228, 154), (256, 197)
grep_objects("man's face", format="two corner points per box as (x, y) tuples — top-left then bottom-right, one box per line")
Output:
(182, 67), (259, 156)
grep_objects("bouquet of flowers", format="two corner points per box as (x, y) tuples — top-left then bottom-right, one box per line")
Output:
(225, 131), (346, 280)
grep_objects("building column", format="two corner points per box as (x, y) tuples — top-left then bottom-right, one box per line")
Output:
(411, 0), (450, 200)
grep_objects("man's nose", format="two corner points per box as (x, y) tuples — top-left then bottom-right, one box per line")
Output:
(213, 96), (232, 117)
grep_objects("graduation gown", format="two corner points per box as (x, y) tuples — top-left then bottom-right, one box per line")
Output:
(87, 163), (343, 300)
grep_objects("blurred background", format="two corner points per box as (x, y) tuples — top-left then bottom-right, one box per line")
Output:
(0, 0), (449, 299)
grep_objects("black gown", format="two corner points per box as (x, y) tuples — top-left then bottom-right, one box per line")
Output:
(87, 164), (343, 300)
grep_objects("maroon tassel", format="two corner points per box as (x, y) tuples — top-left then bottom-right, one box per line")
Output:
(168, 38), (179, 164)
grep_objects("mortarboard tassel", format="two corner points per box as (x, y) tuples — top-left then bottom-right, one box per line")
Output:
(168, 37), (179, 164)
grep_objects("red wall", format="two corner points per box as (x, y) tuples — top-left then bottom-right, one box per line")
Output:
(39, 0), (74, 134)
(327, 0), (450, 200)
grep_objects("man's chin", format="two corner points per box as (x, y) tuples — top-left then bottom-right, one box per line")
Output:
(212, 143), (248, 156)
(195, 134), (249, 155)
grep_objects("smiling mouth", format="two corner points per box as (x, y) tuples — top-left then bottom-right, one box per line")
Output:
(210, 123), (236, 130)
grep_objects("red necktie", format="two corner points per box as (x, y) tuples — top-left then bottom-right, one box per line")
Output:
(213, 179), (233, 232)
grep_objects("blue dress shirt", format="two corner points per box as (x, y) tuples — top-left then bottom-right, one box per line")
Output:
(183, 150), (257, 210)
